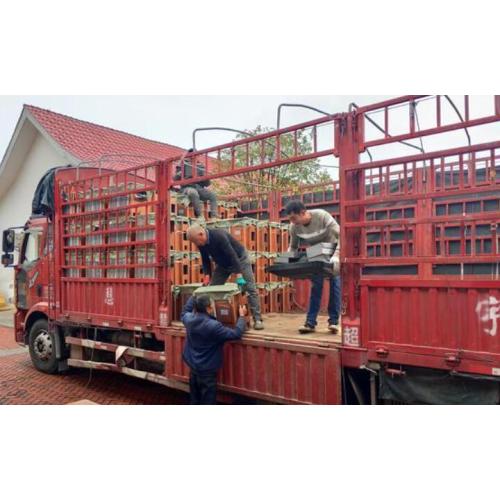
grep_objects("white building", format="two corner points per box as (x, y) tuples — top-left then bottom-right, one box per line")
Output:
(0, 105), (184, 303)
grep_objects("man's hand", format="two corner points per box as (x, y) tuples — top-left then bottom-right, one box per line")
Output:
(239, 305), (248, 317)
(330, 255), (340, 276)
(202, 275), (211, 286)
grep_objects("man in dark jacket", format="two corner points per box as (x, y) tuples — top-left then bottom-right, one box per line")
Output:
(182, 294), (246, 404)
(187, 224), (264, 330)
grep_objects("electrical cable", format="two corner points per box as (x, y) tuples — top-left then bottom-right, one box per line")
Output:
(276, 103), (333, 130)
(350, 102), (425, 154)
(275, 104), (337, 186)
(192, 105), (340, 191)
(444, 95), (472, 147)
(192, 126), (303, 192)
(412, 101), (426, 153)
(193, 96), (469, 189)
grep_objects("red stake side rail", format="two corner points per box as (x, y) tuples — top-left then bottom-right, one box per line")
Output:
(358, 95), (500, 149)
(55, 161), (169, 337)
(341, 95), (500, 376)
(163, 115), (342, 330)
(221, 180), (341, 222)
(170, 114), (340, 188)
(50, 95), (499, 403)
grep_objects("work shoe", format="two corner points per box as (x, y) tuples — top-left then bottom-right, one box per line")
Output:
(328, 323), (340, 334)
(253, 320), (265, 330)
(299, 323), (316, 334)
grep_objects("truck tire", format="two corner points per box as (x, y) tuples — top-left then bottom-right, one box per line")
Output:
(28, 319), (59, 374)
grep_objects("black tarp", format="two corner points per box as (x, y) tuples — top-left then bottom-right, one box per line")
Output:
(31, 168), (59, 216)
(266, 260), (334, 280)
(379, 366), (500, 405)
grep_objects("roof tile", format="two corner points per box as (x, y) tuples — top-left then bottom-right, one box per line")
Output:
(25, 105), (185, 170)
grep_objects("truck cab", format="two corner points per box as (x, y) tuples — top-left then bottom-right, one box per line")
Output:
(2, 166), (111, 371)
(10, 218), (50, 341)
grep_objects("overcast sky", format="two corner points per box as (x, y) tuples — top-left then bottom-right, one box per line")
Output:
(1, 96), (498, 177)
(0, 95), (394, 155)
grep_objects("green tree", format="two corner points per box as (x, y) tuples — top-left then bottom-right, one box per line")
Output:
(213, 125), (332, 195)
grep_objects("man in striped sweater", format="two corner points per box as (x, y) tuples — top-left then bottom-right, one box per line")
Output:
(285, 200), (341, 334)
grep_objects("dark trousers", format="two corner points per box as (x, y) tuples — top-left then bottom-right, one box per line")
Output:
(306, 275), (341, 327)
(189, 370), (218, 405)
(182, 186), (218, 217)
(210, 256), (262, 321)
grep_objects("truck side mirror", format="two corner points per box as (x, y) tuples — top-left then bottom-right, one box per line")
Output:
(2, 229), (15, 253)
(1, 253), (14, 267)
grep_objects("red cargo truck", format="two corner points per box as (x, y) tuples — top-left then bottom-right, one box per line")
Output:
(2, 95), (499, 404)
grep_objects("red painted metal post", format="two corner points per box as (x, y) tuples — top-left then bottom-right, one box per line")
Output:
(338, 112), (362, 343)
(415, 168), (434, 279)
(53, 177), (63, 321)
(162, 160), (173, 325)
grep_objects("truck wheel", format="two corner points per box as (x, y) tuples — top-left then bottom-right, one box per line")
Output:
(28, 319), (59, 374)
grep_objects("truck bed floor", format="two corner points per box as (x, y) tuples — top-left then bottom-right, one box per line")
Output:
(173, 313), (341, 346)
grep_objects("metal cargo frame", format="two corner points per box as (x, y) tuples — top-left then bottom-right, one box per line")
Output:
(52, 115), (345, 404)
(166, 114), (342, 331)
(340, 95), (500, 376)
(163, 115), (344, 402)
(50, 95), (500, 403)
(222, 180), (341, 312)
(55, 161), (170, 337)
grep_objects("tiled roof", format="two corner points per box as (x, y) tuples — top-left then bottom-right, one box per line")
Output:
(25, 105), (185, 169)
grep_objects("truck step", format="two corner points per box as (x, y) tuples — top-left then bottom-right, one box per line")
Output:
(65, 337), (165, 363)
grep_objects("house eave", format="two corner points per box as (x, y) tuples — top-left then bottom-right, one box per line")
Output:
(0, 108), (81, 199)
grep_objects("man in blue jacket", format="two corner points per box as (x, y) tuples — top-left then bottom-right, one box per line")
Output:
(181, 294), (247, 404)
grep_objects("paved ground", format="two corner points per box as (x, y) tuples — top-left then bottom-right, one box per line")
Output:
(0, 309), (14, 328)
(0, 326), (188, 405)
(0, 325), (19, 350)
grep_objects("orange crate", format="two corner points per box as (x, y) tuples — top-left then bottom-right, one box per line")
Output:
(214, 294), (250, 328)
(174, 229), (190, 252)
(173, 258), (191, 285)
(253, 254), (268, 283)
(218, 203), (238, 219)
(225, 207), (238, 218)
(218, 206), (229, 219)
(270, 287), (281, 313)
(230, 222), (257, 252)
(257, 223), (269, 252)
(181, 258), (191, 285)
(280, 227), (290, 252)
(172, 293), (190, 321)
(190, 255), (203, 283)
(268, 223), (282, 253)
(173, 260), (183, 285)
(257, 288), (270, 314)
(283, 285), (292, 312)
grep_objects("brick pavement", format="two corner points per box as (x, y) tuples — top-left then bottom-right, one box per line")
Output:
(0, 326), (19, 350)
(0, 326), (188, 405)
(0, 309), (14, 328)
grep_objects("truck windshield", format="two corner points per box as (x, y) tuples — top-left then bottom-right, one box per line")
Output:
(23, 232), (40, 263)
